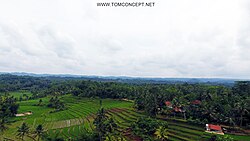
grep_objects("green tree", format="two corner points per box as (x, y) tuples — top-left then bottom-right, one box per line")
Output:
(235, 99), (249, 127)
(155, 126), (169, 141)
(94, 106), (108, 141)
(78, 128), (99, 141)
(19, 96), (23, 102)
(215, 135), (234, 141)
(34, 124), (45, 141)
(144, 87), (162, 117)
(17, 122), (30, 140)
(0, 118), (8, 133)
(132, 117), (167, 140)
(94, 100), (118, 141)
(38, 99), (43, 106)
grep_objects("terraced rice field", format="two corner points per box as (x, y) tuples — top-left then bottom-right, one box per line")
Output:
(105, 108), (214, 141)
(2, 94), (249, 141)
(2, 95), (133, 141)
(162, 119), (212, 141)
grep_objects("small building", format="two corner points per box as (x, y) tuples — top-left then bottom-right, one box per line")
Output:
(165, 101), (172, 108)
(191, 100), (201, 105)
(15, 111), (33, 117)
(24, 111), (33, 115)
(205, 124), (224, 135)
(15, 113), (26, 117)
(174, 107), (183, 112)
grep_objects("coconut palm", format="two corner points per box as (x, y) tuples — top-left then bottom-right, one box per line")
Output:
(235, 100), (249, 127)
(201, 102), (217, 121)
(155, 126), (168, 141)
(34, 124), (45, 141)
(17, 122), (29, 140)
(38, 99), (43, 106)
(94, 104), (108, 141)
(0, 118), (8, 133)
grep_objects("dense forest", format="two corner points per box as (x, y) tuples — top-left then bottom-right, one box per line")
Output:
(0, 74), (250, 140)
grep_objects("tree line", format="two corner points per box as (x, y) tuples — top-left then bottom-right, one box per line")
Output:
(0, 96), (19, 132)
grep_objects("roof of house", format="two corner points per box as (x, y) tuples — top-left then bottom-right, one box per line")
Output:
(207, 124), (222, 131)
(165, 101), (172, 106)
(191, 100), (201, 105)
(174, 107), (183, 112)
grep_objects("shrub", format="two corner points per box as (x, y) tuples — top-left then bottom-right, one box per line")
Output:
(131, 117), (167, 140)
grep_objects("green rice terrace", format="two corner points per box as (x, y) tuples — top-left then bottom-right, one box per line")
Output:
(1, 91), (250, 141)
(2, 93), (133, 140)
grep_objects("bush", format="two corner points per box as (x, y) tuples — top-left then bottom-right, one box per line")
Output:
(131, 117), (167, 139)
(77, 130), (99, 141)
(187, 117), (206, 125)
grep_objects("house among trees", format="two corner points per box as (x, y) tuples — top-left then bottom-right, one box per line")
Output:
(165, 101), (172, 108)
(191, 100), (201, 105)
(205, 124), (224, 135)
(15, 111), (33, 117)
(174, 107), (184, 112)
(165, 101), (185, 113)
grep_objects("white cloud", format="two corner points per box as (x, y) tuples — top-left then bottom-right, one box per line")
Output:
(0, 0), (249, 78)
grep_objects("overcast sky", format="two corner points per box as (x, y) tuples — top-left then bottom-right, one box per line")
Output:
(0, 0), (250, 78)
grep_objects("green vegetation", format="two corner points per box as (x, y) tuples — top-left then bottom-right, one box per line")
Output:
(17, 122), (30, 140)
(131, 117), (168, 140)
(0, 74), (250, 140)
(1, 94), (134, 140)
(47, 96), (65, 112)
(1, 93), (250, 140)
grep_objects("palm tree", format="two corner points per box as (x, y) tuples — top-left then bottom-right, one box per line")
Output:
(202, 102), (217, 121)
(172, 97), (180, 118)
(38, 99), (43, 106)
(106, 118), (117, 133)
(235, 100), (249, 127)
(0, 118), (8, 133)
(155, 126), (168, 141)
(94, 103), (108, 141)
(94, 99), (119, 141)
(34, 124), (44, 141)
(225, 116), (236, 129)
(17, 122), (29, 140)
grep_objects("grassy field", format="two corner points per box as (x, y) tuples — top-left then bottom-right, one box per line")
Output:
(0, 90), (33, 99)
(2, 94), (134, 141)
(1, 92), (250, 141)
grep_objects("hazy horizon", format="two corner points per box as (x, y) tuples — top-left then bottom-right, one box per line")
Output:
(1, 71), (250, 80)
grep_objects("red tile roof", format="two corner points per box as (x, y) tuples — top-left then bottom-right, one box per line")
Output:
(207, 124), (222, 131)
(174, 107), (183, 112)
(165, 101), (172, 106)
(191, 100), (201, 105)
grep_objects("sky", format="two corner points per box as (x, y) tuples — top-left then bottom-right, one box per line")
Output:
(0, 0), (250, 79)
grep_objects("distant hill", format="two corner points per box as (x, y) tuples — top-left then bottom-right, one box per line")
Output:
(0, 72), (248, 86)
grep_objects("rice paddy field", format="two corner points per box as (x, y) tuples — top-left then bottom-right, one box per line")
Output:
(2, 91), (33, 99)
(2, 94), (133, 141)
(1, 91), (250, 141)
